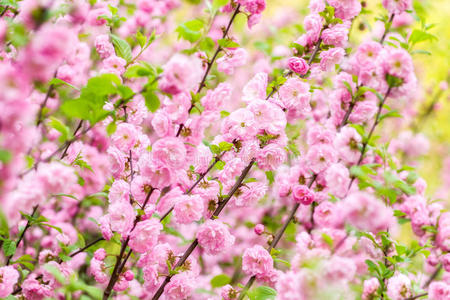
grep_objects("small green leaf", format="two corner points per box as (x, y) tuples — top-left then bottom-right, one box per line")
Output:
(3, 239), (16, 257)
(0, 149), (12, 163)
(218, 38), (240, 48)
(49, 117), (71, 142)
(48, 78), (80, 90)
(176, 19), (204, 43)
(210, 274), (231, 288)
(219, 141), (233, 152)
(143, 90), (160, 112)
(110, 34), (133, 62)
(212, 0), (228, 11)
(247, 286), (277, 300)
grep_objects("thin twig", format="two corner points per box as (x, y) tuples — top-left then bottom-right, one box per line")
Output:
(151, 160), (255, 300)
(176, 5), (241, 137)
(159, 153), (223, 222)
(103, 188), (154, 300)
(238, 175), (317, 299)
(380, 14), (395, 45)
(6, 206), (39, 265)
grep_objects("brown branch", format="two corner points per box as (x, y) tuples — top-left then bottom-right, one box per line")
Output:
(151, 160), (255, 300)
(6, 206), (39, 265)
(238, 175), (317, 300)
(159, 154), (223, 222)
(102, 188), (154, 300)
(176, 5), (241, 137)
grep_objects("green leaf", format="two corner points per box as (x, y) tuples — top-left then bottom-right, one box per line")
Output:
(219, 141), (233, 152)
(106, 121), (117, 135)
(49, 117), (71, 142)
(210, 144), (221, 155)
(135, 30), (147, 48)
(322, 233), (334, 248)
(212, 0), (228, 11)
(0, 0), (18, 8)
(393, 210), (407, 217)
(379, 110), (402, 122)
(0, 149), (12, 163)
(210, 274), (231, 288)
(199, 37), (215, 53)
(247, 286), (277, 300)
(220, 110), (230, 118)
(110, 34), (133, 62)
(265, 171), (275, 185)
(408, 29), (438, 45)
(117, 85), (134, 100)
(176, 19), (204, 43)
(218, 38), (240, 48)
(3, 239), (16, 257)
(143, 90), (160, 112)
(0, 208), (9, 237)
(48, 78), (80, 90)
(124, 64), (155, 78)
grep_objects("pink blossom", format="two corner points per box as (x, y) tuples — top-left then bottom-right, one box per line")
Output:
(254, 224), (265, 235)
(221, 108), (257, 141)
(321, 23), (349, 48)
(101, 55), (127, 76)
(164, 272), (195, 300)
(159, 54), (203, 94)
(355, 41), (383, 65)
(129, 218), (162, 253)
(94, 248), (107, 261)
(0, 266), (19, 297)
(151, 111), (173, 137)
(382, 0), (412, 14)
(319, 47), (345, 72)
(151, 137), (187, 169)
(304, 14), (323, 45)
(362, 278), (380, 300)
(305, 144), (338, 173)
(242, 245), (274, 278)
(287, 57), (309, 75)
(334, 126), (362, 164)
(238, 0), (266, 15)
(313, 201), (338, 228)
(201, 82), (232, 111)
(108, 179), (130, 204)
(22, 274), (53, 299)
(386, 274), (412, 300)
(325, 163), (350, 198)
(221, 284), (238, 300)
(381, 47), (414, 81)
(173, 194), (204, 224)
(217, 48), (248, 75)
(107, 146), (126, 178)
(428, 281), (450, 300)
(108, 201), (135, 235)
(242, 72), (268, 103)
(292, 185), (315, 205)
(196, 220), (235, 255)
(248, 100), (287, 135)
(437, 212), (450, 252)
(275, 271), (305, 300)
(328, 0), (361, 20)
(233, 182), (268, 207)
(340, 192), (393, 233)
(95, 34), (114, 59)
(309, 0), (325, 13)
(256, 143), (287, 171)
(278, 78), (311, 112)
(138, 153), (173, 189)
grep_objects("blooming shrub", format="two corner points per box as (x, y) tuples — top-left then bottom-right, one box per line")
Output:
(0, 0), (449, 299)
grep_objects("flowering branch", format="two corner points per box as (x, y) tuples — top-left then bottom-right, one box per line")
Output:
(151, 159), (255, 300)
